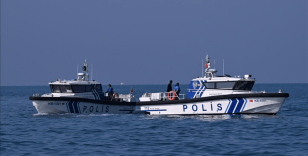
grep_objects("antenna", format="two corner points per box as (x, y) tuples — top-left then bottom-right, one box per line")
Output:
(223, 59), (224, 75)
(214, 60), (215, 69)
(202, 59), (203, 77)
(91, 64), (93, 81)
(77, 64), (78, 79)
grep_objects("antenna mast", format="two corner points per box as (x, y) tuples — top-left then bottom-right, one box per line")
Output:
(82, 59), (89, 81)
(77, 65), (78, 79)
(223, 59), (224, 75)
(91, 64), (93, 81)
(202, 59), (203, 77)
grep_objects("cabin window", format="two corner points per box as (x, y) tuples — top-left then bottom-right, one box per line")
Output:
(71, 85), (93, 93)
(71, 85), (86, 93)
(59, 85), (73, 93)
(94, 84), (103, 91)
(50, 85), (61, 93)
(216, 82), (236, 89)
(203, 82), (216, 89)
(245, 81), (255, 90)
(50, 85), (73, 93)
(85, 85), (93, 92)
(233, 81), (255, 90)
(203, 81), (254, 90)
(50, 85), (98, 93)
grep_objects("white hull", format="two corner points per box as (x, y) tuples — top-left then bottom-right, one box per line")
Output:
(140, 97), (286, 115)
(32, 100), (136, 114)
(31, 93), (288, 115)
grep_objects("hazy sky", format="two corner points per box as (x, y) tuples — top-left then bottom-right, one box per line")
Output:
(1, 0), (307, 86)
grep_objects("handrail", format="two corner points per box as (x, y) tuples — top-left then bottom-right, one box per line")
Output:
(163, 92), (185, 100)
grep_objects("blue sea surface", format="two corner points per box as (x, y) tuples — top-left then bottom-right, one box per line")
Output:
(1, 84), (307, 155)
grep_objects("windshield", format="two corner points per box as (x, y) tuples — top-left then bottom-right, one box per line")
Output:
(233, 81), (255, 90)
(50, 85), (72, 93)
(50, 85), (94, 93)
(203, 81), (255, 90)
(50, 85), (61, 93)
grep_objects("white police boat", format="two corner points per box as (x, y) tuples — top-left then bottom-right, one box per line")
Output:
(138, 55), (289, 115)
(30, 60), (137, 114)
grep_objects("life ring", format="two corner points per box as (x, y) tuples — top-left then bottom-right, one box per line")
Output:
(113, 93), (119, 100)
(168, 91), (176, 101)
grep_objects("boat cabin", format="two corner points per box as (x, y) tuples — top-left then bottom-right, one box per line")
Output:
(187, 55), (256, 99)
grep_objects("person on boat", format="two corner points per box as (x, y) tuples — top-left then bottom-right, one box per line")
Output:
(174, 83), (181, 99)
(105, 84), (114, 100)
(167, 80), (173, 92)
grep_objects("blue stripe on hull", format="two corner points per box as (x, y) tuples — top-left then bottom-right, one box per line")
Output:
(241, 98), (247, 112)
(65, 101), (70, 113)
(78, 102), (81, 113)
(73, 102), (80, 114)
(234, 98), (244, 113)
(225, 99), (231, 113)
(95, 90), (100, 100)
(68, 101), (75, 113)
(227, 98), (238, 114)
(98, 92), (104, 101)
(92, 89), (97, 99)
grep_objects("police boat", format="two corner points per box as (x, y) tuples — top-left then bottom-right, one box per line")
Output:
(138, 55), (289, 115)
(29, 60), (138, 114)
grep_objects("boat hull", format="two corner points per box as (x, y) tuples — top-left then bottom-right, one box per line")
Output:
(30, 93), (289, 115)
(30, 97), (137, 114)
(138, 93), (289, 115)
(140, 97), (286, 115)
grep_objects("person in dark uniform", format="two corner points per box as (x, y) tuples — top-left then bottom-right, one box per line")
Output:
(174, 83), (181, 99)
(167, 80), (173, 92)
(105, 84), (114, 100)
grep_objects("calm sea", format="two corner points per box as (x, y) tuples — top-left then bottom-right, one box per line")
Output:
(1, 84), (307, 155)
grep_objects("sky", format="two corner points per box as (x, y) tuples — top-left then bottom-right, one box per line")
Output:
(1, 0), (307, 86)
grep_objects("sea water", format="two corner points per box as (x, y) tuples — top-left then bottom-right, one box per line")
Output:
(1, 84), (307, 155)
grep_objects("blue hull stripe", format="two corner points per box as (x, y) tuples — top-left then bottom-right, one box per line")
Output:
(65, 101), (70, 113)
(234, 98), (244, 113)
(92, 89), (97, 100)
(241, 98), (247, 112)
(227, 98), (238, 114)
(68, 101), (75, 113)
(93, 84), (101, 100)
(225, 99), (231, 113)
(92, 85), (97, 100)
(98, 92), (104, 100)
(73, 101), (80, 114)
(78, 102), (81, 113)
(94, 89), (100, 100)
